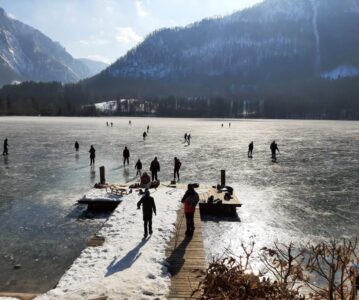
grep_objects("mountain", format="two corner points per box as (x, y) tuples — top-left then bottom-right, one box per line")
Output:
(78, 58), (108, 77)
(82, 0), (359, 98)
(0, 8), (93, 86)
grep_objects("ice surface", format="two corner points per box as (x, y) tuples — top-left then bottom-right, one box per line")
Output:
(0, 117), (358, 292)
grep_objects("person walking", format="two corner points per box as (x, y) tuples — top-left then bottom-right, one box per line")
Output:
(74, 141), (79, 152)
(270, 141), (279, 162)
(137, 189), (156, 239)
(187, 134), (191, 145)
(184, 133), (187, 143)
(147, 125), (150, 133)
(89, 145), (96, 166)
(3, 138), (8, 156)
(248, 141), (254, 158)
(150, 157), (160, 181)
(143, 131), (147, 141)
(135, 159), (142, 176)
(123, 146), (130, 166)
(181, 184), (199, 236)
(174, 157), (182, 181)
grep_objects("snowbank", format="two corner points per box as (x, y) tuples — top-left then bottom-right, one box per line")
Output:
(81, 188), (123, 202)
(37, 186), (184, 300)
(321, 65), (359, 80)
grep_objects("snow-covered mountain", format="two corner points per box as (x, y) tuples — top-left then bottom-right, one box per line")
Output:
(83, 0), (359, 98)
(0, 8), (96, 86)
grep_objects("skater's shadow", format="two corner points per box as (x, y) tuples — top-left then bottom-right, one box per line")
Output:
(105, 239), (149, 276)
(166, 236), (192, 276)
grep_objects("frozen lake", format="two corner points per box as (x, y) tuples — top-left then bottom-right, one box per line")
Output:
(0, 117), (358, 292)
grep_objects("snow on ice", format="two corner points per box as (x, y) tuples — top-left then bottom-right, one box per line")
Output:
(321, 65), (359, 80)
(36, 186), (185, 300)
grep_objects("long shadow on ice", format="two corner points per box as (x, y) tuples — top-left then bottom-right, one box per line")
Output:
(105, 238), (149, 276)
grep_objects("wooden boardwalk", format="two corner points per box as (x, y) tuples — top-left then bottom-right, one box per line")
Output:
(166, 208), (207, 299)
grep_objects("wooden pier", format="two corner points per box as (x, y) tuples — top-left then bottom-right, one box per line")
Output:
(199, 187), (241, 217)
(166, 208), (207, 299)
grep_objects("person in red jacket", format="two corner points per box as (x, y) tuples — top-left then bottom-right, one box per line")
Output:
(181, 184), (199, 236)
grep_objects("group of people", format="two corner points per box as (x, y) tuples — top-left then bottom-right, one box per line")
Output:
(106, 122), (114, 127)
(247, 141), (280, 162)
(137, 183), (199, 239)
(184, 133), (191, 145)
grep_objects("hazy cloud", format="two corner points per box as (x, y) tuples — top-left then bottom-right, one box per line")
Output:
(78, 38), (110, 46)
(135, 1), (149, 17)
(116, 27), (143, 44)
(87, 54), (111, 64)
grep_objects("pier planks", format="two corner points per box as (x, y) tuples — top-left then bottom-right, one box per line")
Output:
(166, 208), (206, 299)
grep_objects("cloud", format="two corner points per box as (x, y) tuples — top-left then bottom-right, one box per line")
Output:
(87, 54), (111, 64)
(116, 27), (143, 44)
(78, 38), (110, 46)
(135, 1), (149, 17)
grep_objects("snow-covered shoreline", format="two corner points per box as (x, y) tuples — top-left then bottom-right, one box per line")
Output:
(36, 186), (185, 300)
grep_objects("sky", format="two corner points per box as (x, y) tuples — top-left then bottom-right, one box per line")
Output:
(0, 0), (263, 65)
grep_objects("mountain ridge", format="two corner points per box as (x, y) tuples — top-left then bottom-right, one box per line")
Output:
(82, 0), (359, 98)
(0, 7), (102, 86)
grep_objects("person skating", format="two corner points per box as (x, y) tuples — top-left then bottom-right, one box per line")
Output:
(74, 141), (79, 152)
(135, 159), (142, 176)
(147, 125), (149, 133)
(181, 184), (199, 236)
(89, 145), (96, 166)
(174, 157), (182, 181)
(123, 146), (130, 166)
(3, 138), (8, 156)
(137, 188), (156, 239)
(150, 157), (160, 181)
(270, 141), (279, 162)
(184, 133), (187, 143)
(143, 131), (147, 141)
(248, 141), (254, 158)
(110, 122), (113, 127)
(187, 134), (191, 145)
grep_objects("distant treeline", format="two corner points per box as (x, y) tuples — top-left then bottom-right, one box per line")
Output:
(0, 77), (358, 119)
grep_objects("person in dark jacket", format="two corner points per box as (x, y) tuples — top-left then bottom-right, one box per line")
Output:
(143, 131), (147, 141)
(89, 145), (96, 166)
(147, 125), (150, 133)
(248, 141), (254, 158)
(137, 189), (156, 238)
(123, 146), (130, 166)
(270, 141), (280, 162)
(184, 133), (187, 143)
(174, 157), (182, 181)
(3, 138), (8, 156)
(135, 159), (142, 176)
(181, 184), (199, 236)
(187, 134), (191, 145)
(150, 157), (160, 181)
(74, 141), (79, 152)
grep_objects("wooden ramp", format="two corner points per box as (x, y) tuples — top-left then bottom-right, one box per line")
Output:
(166, 208), (206, 299)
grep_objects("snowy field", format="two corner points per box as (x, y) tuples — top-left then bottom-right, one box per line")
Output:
(37, 186), (184, 300)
